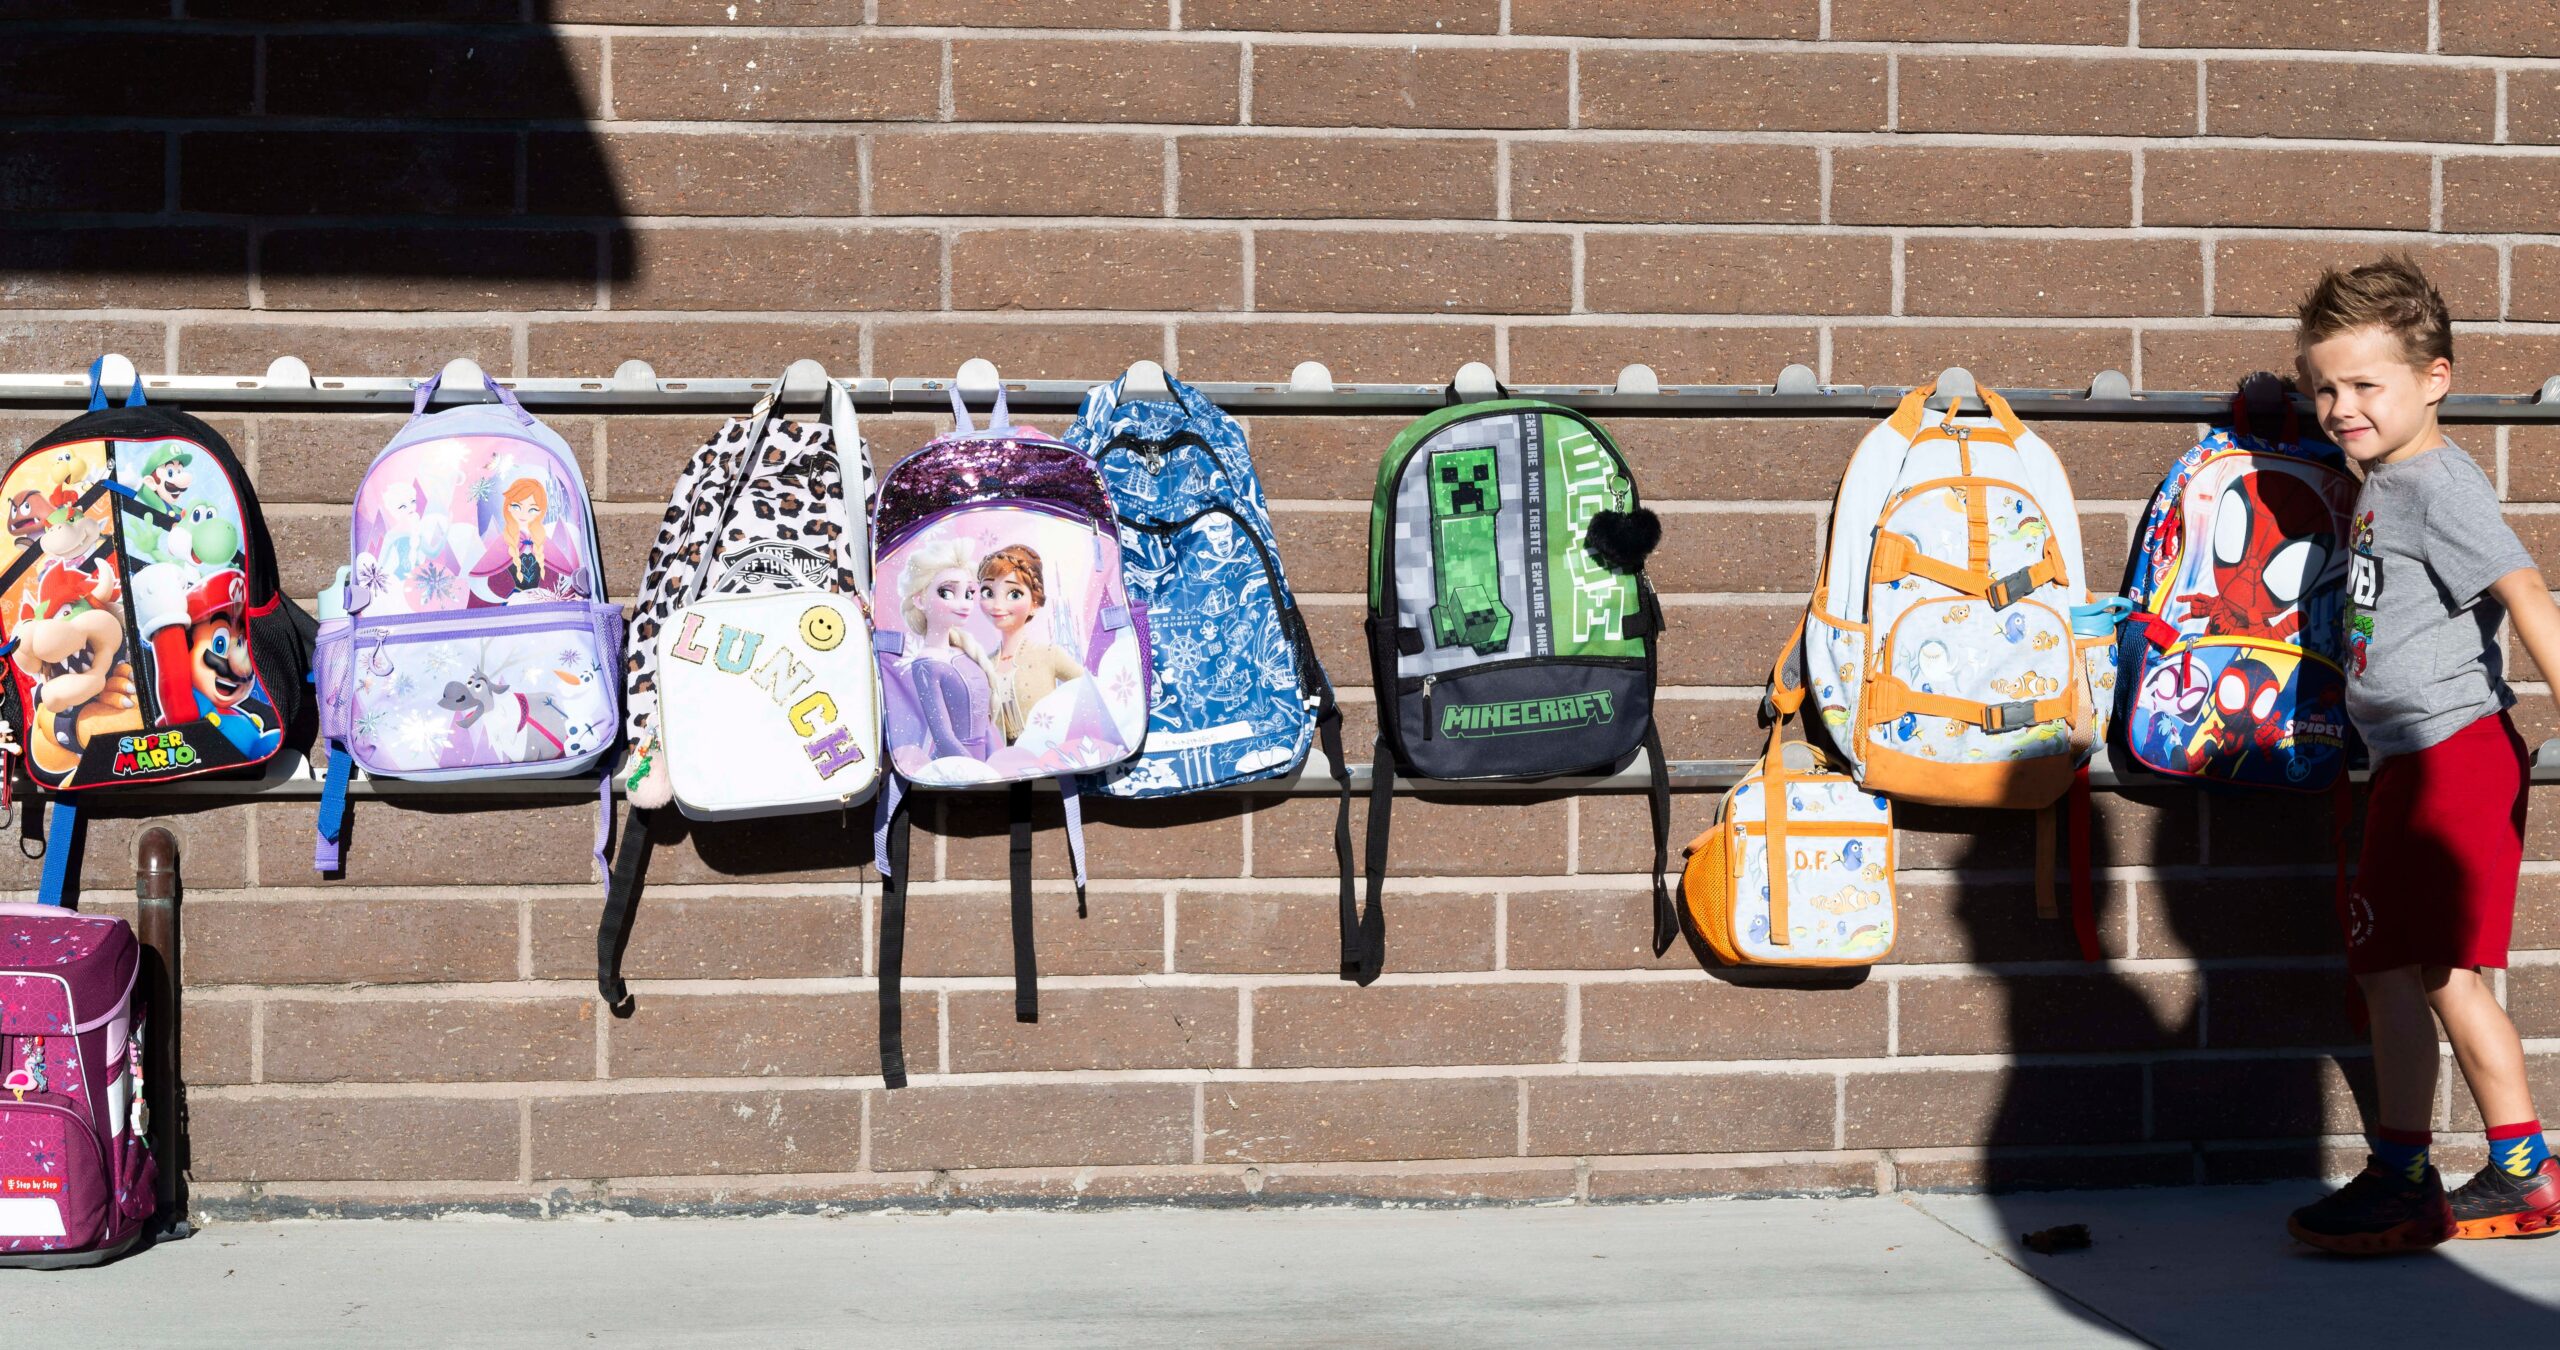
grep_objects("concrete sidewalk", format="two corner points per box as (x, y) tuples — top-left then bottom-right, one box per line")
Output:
(2, 1183), (2552, 1347)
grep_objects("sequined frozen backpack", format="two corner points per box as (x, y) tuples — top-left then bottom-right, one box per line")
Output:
(868, 383), (1152, 1088)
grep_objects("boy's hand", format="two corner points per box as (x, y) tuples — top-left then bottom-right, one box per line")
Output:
(2490, 568), (2560, 720)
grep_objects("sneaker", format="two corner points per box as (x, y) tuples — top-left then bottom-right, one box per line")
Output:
(2287, 1160), (2456, 1255)
(2450, 1158), (2560, 1240)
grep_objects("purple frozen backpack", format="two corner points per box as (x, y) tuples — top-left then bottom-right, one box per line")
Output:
(869, 384), (1151, 1088)
(0, 905), (156, 1266)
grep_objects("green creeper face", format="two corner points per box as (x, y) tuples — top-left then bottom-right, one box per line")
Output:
(1429, 447), (1498, 520)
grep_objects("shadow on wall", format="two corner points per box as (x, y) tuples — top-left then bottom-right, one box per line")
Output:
(0, 6), (628, 288)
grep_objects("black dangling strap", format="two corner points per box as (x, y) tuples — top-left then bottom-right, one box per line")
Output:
(1643, 723), (1678, 956)
(1348, 738), (1390, 985)
(877, 794), (914, 1089)
(1008, 781), (1039, 1023)
(596, 806), (656, 1014)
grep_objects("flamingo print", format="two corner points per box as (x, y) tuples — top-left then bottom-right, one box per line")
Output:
(4, 1038), (47, 1098)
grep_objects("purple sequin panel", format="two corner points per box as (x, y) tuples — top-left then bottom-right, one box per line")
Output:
(873, 433), (1116, 549)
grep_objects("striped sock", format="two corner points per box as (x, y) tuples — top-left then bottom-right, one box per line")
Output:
(2488, 1120), (2553, 1179)
(2373, 1126), (2432, 1184)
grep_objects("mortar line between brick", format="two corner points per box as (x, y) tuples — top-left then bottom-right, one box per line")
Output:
(2432, 155), (2446, 232)
(1562, 982), (1580, 1064)
(1235, 985), (1252, 1068)
(938, 39), (954, 122)
(858, 1091), (872, 1173)
(1833, 1073), (1847, 1150)
(856, 133), (873, 217)
(518, 899), (534, 981)
(1885, 53), (1898, 133)
(1818, 0), (1832, 41)
(519, 1098), (533, 1184)
(595, 994), (611, 1081)
(1194, 1082), (1207, 1164)
(2194, 59), (2208, 135)
(2129, 147), (2144, 229)
(1162, 136), (1179, 217)
(1516, 1079), (1530, 1156)
(597, 34), (615, 121)
(1885, 980), (1900, 1056)
(938, 989), (952, 1074)
(1163, 890), (1179, 974)
(2127, 0), (2141, 48)
(1239, 42), (1254, 127)
(1818, 145), (1833, 225)
(248, 999), (265, 1084)
(1494, 138), (1511, 222)
(1566, 48), (1579, 131)
(1492, 892), (1509, 971)
(2498, 68), (2511, 144)
(1498, 0), (1511, 36)
(2429, 0), (2442, 55)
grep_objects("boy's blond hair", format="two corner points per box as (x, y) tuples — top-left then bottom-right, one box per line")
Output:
(2295, 253), (2453, 367)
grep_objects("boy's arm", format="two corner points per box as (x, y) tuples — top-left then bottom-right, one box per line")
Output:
(2490, 569), (2560, 718)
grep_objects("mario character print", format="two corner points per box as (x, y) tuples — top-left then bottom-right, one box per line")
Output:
(0, 463), (139, 783)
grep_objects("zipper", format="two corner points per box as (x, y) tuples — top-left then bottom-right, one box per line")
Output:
(1394, 653), (1651, 693)
(878, 498), (1104, 556)
(1421, 675), (1437, 740)
(1123, 504), (1322, 702)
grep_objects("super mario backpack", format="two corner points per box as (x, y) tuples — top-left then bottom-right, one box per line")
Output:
(597, 367), (878, 1013)
(0, 359), (314, 906)
(1362, 388), (1671, 978)
(1063, 370), (1355, 944)
(869, 381), (1152, 1088)
(309, 368), (623, 875)
(2118, 389), (2356, 790)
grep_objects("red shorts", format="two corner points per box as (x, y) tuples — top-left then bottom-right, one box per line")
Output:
(2347, 712), (2529, 974)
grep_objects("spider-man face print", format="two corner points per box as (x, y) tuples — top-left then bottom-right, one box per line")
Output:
(2177, 470), (2338, 643)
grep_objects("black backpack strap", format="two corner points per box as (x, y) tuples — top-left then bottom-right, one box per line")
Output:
(597, 806), (655, 1015)
(1348, 736), (1390, 985)
(1283, 604), (1362, 988)
(878, 792), (914, 1089)
(1008, 781), (1040, 1024)
(1643, 722), (1677, 956)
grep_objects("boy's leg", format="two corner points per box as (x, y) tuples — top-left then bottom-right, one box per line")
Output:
(2427, 966), (2560, 1239)
(2287, 965), (2456, 1254)
(2367, 966), (2441, 1133)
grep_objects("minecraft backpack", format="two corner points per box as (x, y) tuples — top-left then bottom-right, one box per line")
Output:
(1795, 380), (2122, 955)
(1362, 391), (1670, 979)
(2118, 394), (2355, 791)
(1063, 373), (1354, 948)
(869, 383), (1152, 1088)
(0, 904), (159, 1266)
(310, 369), (623, 875)
(597, 369), (878, 1012)
(0, 359), (313, 906)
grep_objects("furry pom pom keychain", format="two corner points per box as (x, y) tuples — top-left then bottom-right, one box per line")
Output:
(1585, 506), (1661, 573)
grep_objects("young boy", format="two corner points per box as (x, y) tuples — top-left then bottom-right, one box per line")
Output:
(2288, 255), (2560, 1253)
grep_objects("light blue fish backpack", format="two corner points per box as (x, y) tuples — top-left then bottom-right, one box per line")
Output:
(1064, 370), (1357, 962)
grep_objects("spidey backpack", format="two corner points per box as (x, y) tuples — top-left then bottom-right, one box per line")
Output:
(2118, 395), (2356, 790)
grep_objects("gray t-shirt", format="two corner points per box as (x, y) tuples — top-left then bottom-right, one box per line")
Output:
(2344, 443), (2534, 760)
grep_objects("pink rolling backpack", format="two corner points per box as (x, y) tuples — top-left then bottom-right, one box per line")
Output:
(0, 904), (156, 1265)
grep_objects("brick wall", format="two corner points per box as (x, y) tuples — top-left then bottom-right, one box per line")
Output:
(5, 5), (2560, 1212)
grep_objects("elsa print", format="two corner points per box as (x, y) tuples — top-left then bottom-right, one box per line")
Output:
(978, 544), (1086, 747)
(897, 540), (994, 762)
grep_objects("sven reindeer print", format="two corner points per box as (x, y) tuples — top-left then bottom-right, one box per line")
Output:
(439, 661), (573, 764)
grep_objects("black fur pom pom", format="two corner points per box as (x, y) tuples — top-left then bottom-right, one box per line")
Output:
(1585, 507), (1661, 573)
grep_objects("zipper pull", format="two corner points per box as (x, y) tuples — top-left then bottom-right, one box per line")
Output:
(1421, 675), (1437, 741)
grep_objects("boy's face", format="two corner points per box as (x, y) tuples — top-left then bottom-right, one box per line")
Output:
(2299, 325), (2452, 466)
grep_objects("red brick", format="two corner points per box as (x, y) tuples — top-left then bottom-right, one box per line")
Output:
(610, 36), (939, 120)
(2446, 334), (2560, 399)
(180, 322), (514, 382)
(874, 1084), (1194, 1169)
(879, 0), (1168, 23)
(0, 806), (251, 895)
(1579, 51), (1888, 132)
(1174, 888), (1496, 974)
(1252, 983), (1564, 1068)
(265, 33), (602, 120)
(2206, 789), (2359, 866)
(1506, 886), (1711, 972)
(1525, 1072), (1834, 1154)
(1251, 46), (1567, 130)
(1260, 1164), (1576, 1202)
(0, 132), (163, 213)
(192, 1096), (519, 1182)
(2205, 967), (2364, 1049)
(1511, 143), (1820, 226)
(2146, 0), (2427, 47)
(1829, 326), (2135, 390)
(1180, 136), (1496, 221)
(1184, 0), (1497, 29)
(550, 0), (845, 17)
(1512, 0), (1817, 37)
(611, 227), (940, 312)
(2153, 1055), (2373, 1139)
(1843, 1065), (2145, 1147)
(611, 994), (906, 1078)
(2139, 328), (2295, 395)
(1830, 0), (2126, 41)
(1834, 148), (2131, 228)
(179, 131), (510, 217)
(2206, 61), (2496, 143)
(874, 132), (1165, 217)
(1654, 698), (1769, 760)
(873, 322), (1164, 382)
(2449, 1053), (2560, 1129)
(939, 1169), (1246, 1205)
(181, 999), (256, 1087)
(2213, 239), (2498, 322)
(892, 889), (1165, 978)
(532, 130), (861, 217)
(1582, 980), (1888, 1061)
(2442, 156), (2560, 235)
(1260, 791), (1569, 877)
(2051, 421), (2209, 500)
(951, 39), (1239, 125)
(259, 798), (600, 888)
(1903, 238), (2203, 319)
(258, 229), (597, 312)
(532, 892), (861, 982)
(263, 997), (595, 1083)
(1269, 508), (1371, 592)
(1588, 1158), (1880, 1199)
(948, 987), (1236, 1072)
(2508, 69), (2560, 143)
(1578, 792), (1729, 878)
(531, 320), (866, 382)
(1254, 230), (1571, 315)
(1897, 972), (2198, 1056)
(2512, 426), (2560, 504)
(1653, 602), (1806, 687)
(1643, 509), (1820, 592)
(939, 793), (1245, 882)
(1895, 57), (2194, 136)
(1206, 1078), (1517, 1161)
(1239, 415), (1414, 501)
(949, 227), (1242, 311)
(532, 1089), (864, 1178)
(1884, 878), (2113, 965)
(0, 318), (165, 380)
(1584, 234), (1894, 317)
(2131, 875), (2346, 960)
(2440, 0), (2560, 56)
(0, 31), (253, 116)
(0, 228), (249, 310)
(2146, 150), (2434, 232)
(1176, 321), (1493, 384)
(189, 898), (520, 986)
(2513, 249), (2560, 326)
(1896, 1149), (2197, 1192)
(252, 409), (580, 505)
(1504, 328), (1817, 388)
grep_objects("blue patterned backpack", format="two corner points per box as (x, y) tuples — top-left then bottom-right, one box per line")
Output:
(1065, 374), (1355, 932)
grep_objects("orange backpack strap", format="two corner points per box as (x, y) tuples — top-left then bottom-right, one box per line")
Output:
(1759, 625), (1806, 946)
